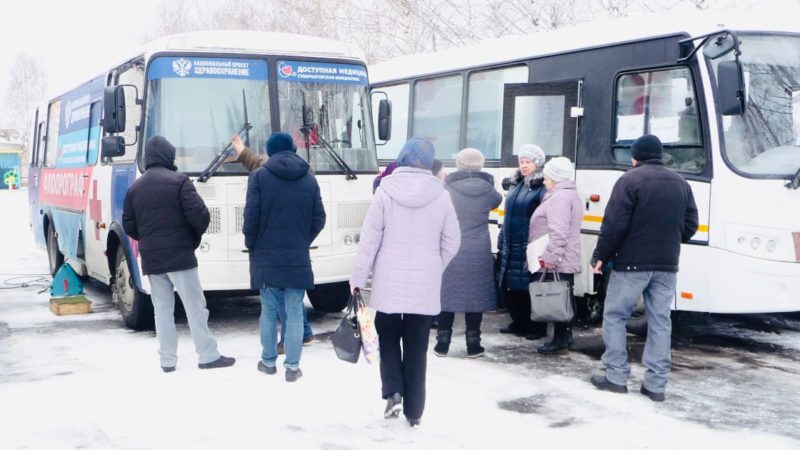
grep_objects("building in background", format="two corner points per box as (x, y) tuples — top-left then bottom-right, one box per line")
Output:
(0, 130), (23, 189)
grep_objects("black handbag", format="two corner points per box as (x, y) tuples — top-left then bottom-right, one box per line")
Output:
(332, 290), (363, 364)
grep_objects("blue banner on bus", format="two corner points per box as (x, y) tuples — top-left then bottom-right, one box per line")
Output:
(148, 57), (268, 80)
(277, 60), (368, 85)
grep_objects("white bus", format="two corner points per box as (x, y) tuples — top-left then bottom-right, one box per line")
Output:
(28, 31), (378, 329)
(369, 11), (800, 331)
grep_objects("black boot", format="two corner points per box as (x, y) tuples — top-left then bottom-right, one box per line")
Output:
(537, 328), (572, 355)
(465, 330), (485, 358)
(433, 329), (451, 357)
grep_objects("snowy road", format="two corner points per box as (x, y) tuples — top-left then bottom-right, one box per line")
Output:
(1, 190), (799, 450)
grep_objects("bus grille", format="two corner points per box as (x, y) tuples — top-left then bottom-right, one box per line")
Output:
(207, 207), (222, 234)
(195, 184), (217, 200)
(234, 205), (245, 234)
(337, 202), (370, 229)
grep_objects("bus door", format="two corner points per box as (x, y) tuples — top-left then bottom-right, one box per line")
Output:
(29, 112), (46, 247)
(500, 80), (581, 168)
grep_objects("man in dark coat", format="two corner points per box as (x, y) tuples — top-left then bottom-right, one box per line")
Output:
(122, 135), (235, 373)
(243, 132), (326, 382)
(589, 134), (698, 402)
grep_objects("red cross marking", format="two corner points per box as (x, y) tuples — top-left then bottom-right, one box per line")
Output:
(89, 180), (102, 240)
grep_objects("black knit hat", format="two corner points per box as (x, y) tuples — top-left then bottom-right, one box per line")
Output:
(266, 132), (296, 156)
(631, 134), (663, 161)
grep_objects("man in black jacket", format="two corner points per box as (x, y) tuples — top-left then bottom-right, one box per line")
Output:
(589, 134), (698, 402)
(123, 136), (235, 373)
(243, 132), (325, 382)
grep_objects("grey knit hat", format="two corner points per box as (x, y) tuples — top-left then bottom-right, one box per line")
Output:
(517, 144), (545, 168)
(455, 148), (485, 171)
(543, 156), (574, 183)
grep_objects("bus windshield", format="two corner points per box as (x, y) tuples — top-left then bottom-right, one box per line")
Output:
(709, 34), (800, 177)
(143, 56), (271, 174)
(277, 60), (378, 174)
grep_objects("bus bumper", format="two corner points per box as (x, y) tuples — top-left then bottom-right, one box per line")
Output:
(677, 246), (800, 314)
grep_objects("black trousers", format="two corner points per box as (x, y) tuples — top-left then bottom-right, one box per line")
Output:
(505, 290), (547, 334)
(375, 312), (433, 421)
(532, 272), (575, 337)
(437, 311), (482, 333)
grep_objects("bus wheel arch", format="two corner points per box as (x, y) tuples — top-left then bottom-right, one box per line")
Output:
(307, 281), (350, 313)
(45, 215), (64, 276)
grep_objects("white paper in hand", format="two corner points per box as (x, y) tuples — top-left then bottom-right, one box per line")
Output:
(527, 234), (550, 273)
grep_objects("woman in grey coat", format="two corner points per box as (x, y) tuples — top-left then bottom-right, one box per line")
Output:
(435, 148), (503, 358)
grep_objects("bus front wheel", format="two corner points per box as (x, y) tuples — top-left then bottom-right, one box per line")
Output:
(112, 246), (154, 330)
(46, 224), (64, 276)
(307, 281), (350, 313)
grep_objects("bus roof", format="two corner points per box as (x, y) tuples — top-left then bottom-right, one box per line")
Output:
(369, 9), (798, 85)
(143, 30), (367, 62)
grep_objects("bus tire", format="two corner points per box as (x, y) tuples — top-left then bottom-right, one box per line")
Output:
(307, 281), (350, 313)
(46, 223), (65, 276)
(113, 246), (154, 330)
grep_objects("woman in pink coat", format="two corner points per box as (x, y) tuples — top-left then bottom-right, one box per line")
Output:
(350, 137), (461, 428)
(528, 156), (583, 355)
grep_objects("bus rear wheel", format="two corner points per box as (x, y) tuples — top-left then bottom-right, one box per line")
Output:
(626, 297), (648, 336)
(112, 246), (154, 330)
(46, 224), (65, 276)
(307, 281), (350, 313)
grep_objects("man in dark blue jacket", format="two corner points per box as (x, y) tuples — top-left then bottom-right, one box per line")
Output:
(589, 134), (698, 402)
(123, 136), (235, 373)
(243, 132), (326, 382)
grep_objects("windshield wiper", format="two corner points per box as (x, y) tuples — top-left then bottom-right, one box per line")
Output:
(300, 98), (357, 180)
(787, 167), (800, 190)
(198, 89), (252, 183)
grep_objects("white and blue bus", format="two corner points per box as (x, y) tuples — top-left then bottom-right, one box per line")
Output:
(370, 11), (800, 331)
(28, 31), (379, 329)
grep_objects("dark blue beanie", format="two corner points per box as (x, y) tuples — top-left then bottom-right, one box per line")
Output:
(397, 137), (435, 170)
(266, 132), (296, 156)
(631, 134), (663, 161)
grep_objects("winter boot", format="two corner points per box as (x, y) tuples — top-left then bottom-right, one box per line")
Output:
(465, 330), (485, 358)
(384, 393), (403, 419)
(433, 329), (452, 357)
(537, 328), (572, 355)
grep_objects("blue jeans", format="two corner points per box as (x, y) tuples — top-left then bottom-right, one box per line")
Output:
(601, 271), (676, 393)
(260, 287), (304, 370)
(278, 301), (313, 343)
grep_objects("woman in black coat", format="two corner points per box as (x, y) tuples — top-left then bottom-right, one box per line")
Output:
(497, 144), (547, 340)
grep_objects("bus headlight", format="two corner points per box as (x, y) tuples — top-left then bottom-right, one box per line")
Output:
(750, 237), (761, 250)
(343, 235), (354, 246)
(199, 242), (210, 253)
(354, 233), (360, 243)
(766, 239), (777, 253)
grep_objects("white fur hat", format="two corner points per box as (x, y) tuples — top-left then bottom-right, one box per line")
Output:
(456, 148), (485, 171)
(517, 144), (545, 168)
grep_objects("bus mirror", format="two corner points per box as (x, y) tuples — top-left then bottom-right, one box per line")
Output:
(101, 136), (126, 159)
(717, 60), (745, 116)
(378, 99), (392, 141)
(702, 33), (736, 60)
(103, 86), (126, 133)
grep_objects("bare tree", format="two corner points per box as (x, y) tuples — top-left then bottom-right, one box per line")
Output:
(1, 53), (48, 185)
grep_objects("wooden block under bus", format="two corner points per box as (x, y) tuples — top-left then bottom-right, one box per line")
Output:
(49, 296), (92, 316)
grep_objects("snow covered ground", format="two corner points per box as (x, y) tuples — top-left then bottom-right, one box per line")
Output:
(1, 190), (799, 450)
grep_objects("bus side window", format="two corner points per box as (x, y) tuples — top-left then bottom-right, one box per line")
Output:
(373, 83), (409, 160)
(466, 66), (528, 160)
(613, 67), (705, 174)
(43, 101), (61, 168)
(87, 102), (102, 165)
(412, 75), (463, 160)
(113, 64), (144, 163)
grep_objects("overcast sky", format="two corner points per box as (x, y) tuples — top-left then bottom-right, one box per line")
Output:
(0, 0), (159, 96)
(1, 0), (797, 100)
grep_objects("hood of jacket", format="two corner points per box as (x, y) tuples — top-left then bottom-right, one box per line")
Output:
(265, 151), (310, 181)
(542, 180), (577, 201)
(446, 170), (496, 197)
(144, 136), (178, 171)
(379, 167), (445, 208)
